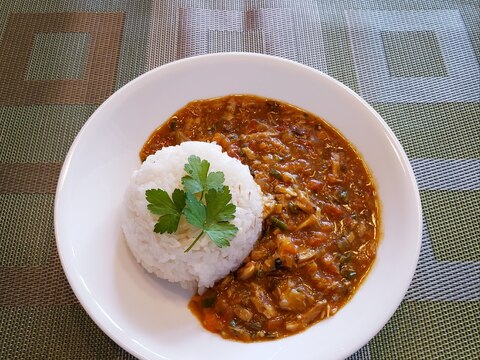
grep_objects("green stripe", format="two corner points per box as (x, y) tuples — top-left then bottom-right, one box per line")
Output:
(26, 33), (90, 81)
(0, 305), (120, 359)
(371, 300), (480, 359)
(421, 190), (480, 262)
(323, 21), (360, 93)
(0, 105), (96, 163)
(373, 103), (480, 160)
(0, 194), (54, 266)
(381, 30), (448, 78)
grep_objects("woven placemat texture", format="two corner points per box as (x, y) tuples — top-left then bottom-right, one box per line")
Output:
(0, 0), (478, 359)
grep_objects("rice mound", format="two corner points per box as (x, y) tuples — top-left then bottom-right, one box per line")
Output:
(122, 141), (264, 292)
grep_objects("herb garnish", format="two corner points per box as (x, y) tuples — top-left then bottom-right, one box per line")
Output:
(146, 155), (238, 252)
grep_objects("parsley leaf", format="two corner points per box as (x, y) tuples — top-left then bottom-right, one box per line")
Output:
(154, 214), (181, 234)
(183, 187), (238, 252)
(183, 192), (206, 229)
(172, 188), (187, 211)
(145, 156), (237, 252)
(206, 171), (225, 192)
(146, 188), (185, 234)
(182, 155), (225, 195)
(205, 222), (238, 248)
(205, 186), (236, 223)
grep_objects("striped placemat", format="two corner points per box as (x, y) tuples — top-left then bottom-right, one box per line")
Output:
(0, 0), (478, 358)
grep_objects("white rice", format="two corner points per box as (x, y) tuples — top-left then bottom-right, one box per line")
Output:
(122, 141), (264, 292)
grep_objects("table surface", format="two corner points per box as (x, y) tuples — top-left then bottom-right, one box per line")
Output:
(0, 1), (478, 359)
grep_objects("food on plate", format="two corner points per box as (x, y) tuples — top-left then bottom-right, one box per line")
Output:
(138, 95), (380, 342)
(122, 141), (264, 292)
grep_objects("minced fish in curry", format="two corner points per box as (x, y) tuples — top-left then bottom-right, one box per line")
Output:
(141, 95), (380, 342)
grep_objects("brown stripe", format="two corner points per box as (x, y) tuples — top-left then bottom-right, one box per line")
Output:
(0, 12), (125, 105)
(0, 163), (62, 194)
(0, 247), (78, 306)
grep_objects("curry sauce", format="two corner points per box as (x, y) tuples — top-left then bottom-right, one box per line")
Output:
(141, 95), (380, 342)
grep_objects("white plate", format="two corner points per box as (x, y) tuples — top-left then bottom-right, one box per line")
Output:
(55, 53), (422, 360)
